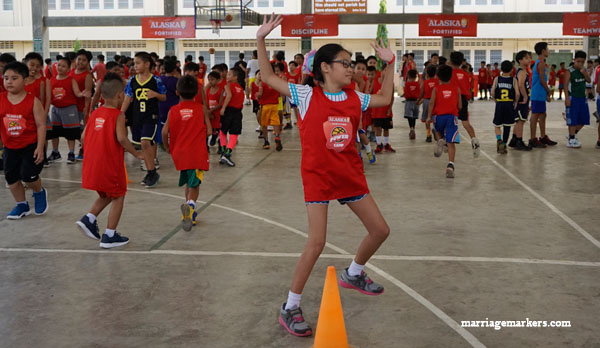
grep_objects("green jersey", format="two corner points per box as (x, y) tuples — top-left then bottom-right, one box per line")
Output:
(568, 67), (586, 98)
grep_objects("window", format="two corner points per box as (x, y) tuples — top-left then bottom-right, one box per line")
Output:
(104, 0), (114, 8)
(89, 0), (99, 8)
(561, 0), (573, 4)
(184, 51), (197, 63)
(428, 0), (440, 4)
(118, 0), (128, 9)
(48, 0), (56, 10)
(75, 0), (84, 9)
(576, 0), (583, 4)
(491, 0), (503, 4)
(257, 0), (268, 7)
(460, 50), (472, 65)
(474, 50), (486, 63)
(120, 51), (131, 58)
(106, 51), (117, 61)
(413, 50), (424, 73)
(61, 0), (70, 9)
(544, 0), (557, 3)
(50, 52), (60, 61)
(3, 0), (13, 10)
(183, 0), (194, 8)
(413, 0), (424, 5)
(229, 50), (240, 68)
(459, 0), (471, 4)
(475, 0), (486, 4)
(199, 51), (210, 66)
(214, 51), (226, 65)
(90, 51), (102, 66)
(273, 0), (284, 6)
(490, 50), (502, 64)
(132, 0), (143, 8)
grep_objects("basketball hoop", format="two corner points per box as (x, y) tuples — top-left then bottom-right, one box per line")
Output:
(210, 19), (222, 35)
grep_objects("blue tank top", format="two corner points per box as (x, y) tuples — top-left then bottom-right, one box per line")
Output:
(531, 59), (547, 102)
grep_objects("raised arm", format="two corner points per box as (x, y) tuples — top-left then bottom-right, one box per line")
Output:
(256, 14), (290, 97)
(368, 39), (395, 108)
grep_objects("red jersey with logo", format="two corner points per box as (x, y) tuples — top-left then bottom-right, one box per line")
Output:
(82, 106), (126, 196)
(423, 78), (438, 99)
(285, 71), (301, 85)
(50, 76), (78, 108)
(206, 86), (223, 129)
(478, 68), (488, 84)
(404, 81), (421, 100)
(432, 83), (459, 117)
(451, 68), (471, 99)
(168, 101), (209, 171)
(69, 69), (90, 112)
(227, 82), (245, 109)
(258, 82), (279, 105)
(24, 77), (45, 101)
(491, 69), (500, 81)
(299, 86), (368, 201)
(0, 92), (38, 149)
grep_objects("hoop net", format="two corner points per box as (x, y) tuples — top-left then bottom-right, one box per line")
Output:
(210, 19), (222, 35)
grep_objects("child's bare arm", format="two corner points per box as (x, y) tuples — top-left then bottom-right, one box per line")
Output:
(72, 78), (91, 98)
(513, 78), (520, 108)
(457, 88), (463, 110)
(32, 98), (47, 165)
(120, 95), (131, 114)
(39, 80), (45, 106)
(427, 88), (436, 122)
(84, 73), (94, 116)
(490, 77), (497, 102)
(220, 85), (232, 115)
(44, 79), (52, 114)
(161, 116), (170, 153)
(256, 15), (291, 97)
(204, 109), (212, 136)
(90, 80), (102, 109)
(369, 39), (395, 108)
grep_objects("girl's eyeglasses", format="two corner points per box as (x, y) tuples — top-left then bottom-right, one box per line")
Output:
(331, 60), (352, 69)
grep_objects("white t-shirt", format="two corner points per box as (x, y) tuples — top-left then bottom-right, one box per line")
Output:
(288, 83), (371, 120)
(247, 59), (260, 78)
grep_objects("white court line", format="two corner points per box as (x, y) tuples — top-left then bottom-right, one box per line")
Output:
(479, 150), (600, 249)
(1, 248), (598, 267)
(594, 163), (600, 168)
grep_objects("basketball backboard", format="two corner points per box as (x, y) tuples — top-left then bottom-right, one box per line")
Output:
(195, 0), (243, 34)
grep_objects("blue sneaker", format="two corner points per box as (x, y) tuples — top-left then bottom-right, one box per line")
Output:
(189, 202), (198, 226)
(367, 150), (377, 164)
(99, 232), (129, 249)
(32, 188), (48, 215)
(76, 215), (100, 240)
(7, 202), (31, 220)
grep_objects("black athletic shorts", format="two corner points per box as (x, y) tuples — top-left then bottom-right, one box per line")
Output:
(515, 103), (529, 121)
(458, 95), (469, 121)
(221, 107), (243, 135)
(252, 99), (259, 114)
(3, 143), (43, 185)
(372, 117), (393, 130)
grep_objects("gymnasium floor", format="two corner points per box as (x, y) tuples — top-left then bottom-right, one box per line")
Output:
(1, 99), (599, 348)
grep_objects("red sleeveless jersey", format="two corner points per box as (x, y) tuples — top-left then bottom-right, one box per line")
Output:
(50, 75), (77, 108)
(404, 81), (421, 100)
(168, 101), (209, 171)
(299, 86), (368, 201)
(206, 86), (223, 129)
(451, 68), (471, 99)
(423, 78), (438, 99)
(0, 92), (38, 149)
(258, 83), (279, 105)
(227, 82), (245, 109)
(24, 77), (45, 101)
(432, 83), (459, 117)
(82, 106), (127, 196)
(286, 71), (301, 84)
(70, 69), (90, 112)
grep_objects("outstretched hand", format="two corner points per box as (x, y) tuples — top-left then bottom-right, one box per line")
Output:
(371, 38), (394, 63)
(257, 13), (283, 39)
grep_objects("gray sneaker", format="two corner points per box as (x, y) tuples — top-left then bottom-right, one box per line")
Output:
(279, 303), (313, 337)
(434, 138), (446, 157)
(339, 268), (384, 296)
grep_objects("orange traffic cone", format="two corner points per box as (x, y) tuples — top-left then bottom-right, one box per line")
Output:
(311, 266), (351, 348)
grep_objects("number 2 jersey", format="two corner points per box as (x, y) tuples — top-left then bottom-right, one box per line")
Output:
(124, 74), (166, 127)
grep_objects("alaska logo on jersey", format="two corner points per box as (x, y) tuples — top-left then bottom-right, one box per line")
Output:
(180, 109), (194, 121)
(323, 116), (353, 152)
(3, 114), (25, 137)
(52, 87), (65, 100)
(95, 117), (105, 131)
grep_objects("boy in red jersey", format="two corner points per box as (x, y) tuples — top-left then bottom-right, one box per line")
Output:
(450, 51), (480, 156)
(70, 49), (94, 160)
(24, 53), (49, 167)
(427, 64), (462, 178)
(371, 68), (396, 153)
(418, 64), (438, 142)
(404, 69), (421, 140)
(76, 72), (142, 248)
(478, 61), (488, 100)
(219, 67), (245, 166)
(557, 62), (567, 100)
(284, 61), (301, 129)
(1, 62), (48, 219)
(548, 64), (557, 101)
(205, 71), (225, 153)
(257, 67), (283, 151)
(162, 75), (212, 232)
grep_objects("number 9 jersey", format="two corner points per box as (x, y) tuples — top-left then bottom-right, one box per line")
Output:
(124, 74), (167, 128)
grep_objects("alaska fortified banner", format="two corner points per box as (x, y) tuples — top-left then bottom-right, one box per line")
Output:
(419, 14), (478, 37)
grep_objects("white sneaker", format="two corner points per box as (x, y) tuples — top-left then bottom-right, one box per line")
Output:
(268, 125), (274, 131)
(154, 158), (160, 170)
(256, 126), (261, 132)
(566, 138), (581, 148)
(434, 139), (446, 157)
(471, 138), (480, 157)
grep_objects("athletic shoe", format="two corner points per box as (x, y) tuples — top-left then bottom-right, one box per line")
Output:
(501, 144), (508, 154)
(43, 158), (50, 168)
(384, 144), (396, 152)
(283, 123), (293, 130)
(154, 158), (160, 170)
(48, 151), (61, 162)
(76, 148), (84, 161)
(529, 138), (546, 148)
(446, 163), (455, 178)
(279, 303), (312, 337)
(245, 99), (252, 105)
(566, 138), (582, 148)
(99, 232), (129, 249)
(275, 138), (283, 151)
(140, 172), (149, 186)
(263, 142), (270, 150)
(434, 138), (446, 157)
(471, 138), (480, 157)
(255, 126), (261, 132)
(66, 152), (76, 164)
(367, 150), (377, 164)
(515, 139), (532, 151)
(409, 129), (416, 140)
(140, 159), (147, 171)
(508, 136), (517, 148)
(7, 202), (31, 220)
(181, 203), (193, 232)
(496, 139), (503, 154)
(374, 144), (383, 153)
(76, 215), (100, 240)
(221, 153), (235, 167)
(426, 135), (432, 143)
(217, 146), (224, 155)
(339, 268), (384, 295)
(209, 134), (217, 146)
(145, 171), (160, 187)
(32, 188), (48, 215)
(192, 210), (198, 225)
(540, 135), (557, 146)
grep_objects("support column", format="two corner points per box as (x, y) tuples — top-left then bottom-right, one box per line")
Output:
(584, 0), (600, 58)
(301, 0), (312, 54)
(441, 0), (454, 58)
(31, 0), (49, 58)
(164, 0), (177, 57)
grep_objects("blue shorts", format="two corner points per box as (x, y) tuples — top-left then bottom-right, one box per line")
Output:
(305, 194), (367, 205)
(597, 99), (600, 113)
(515, 103), (530, 121)
(531, 100), (546, 114)
(566, 97), (590, 126)
(131, 123), (158, 144)
(433, 114), (460, 144)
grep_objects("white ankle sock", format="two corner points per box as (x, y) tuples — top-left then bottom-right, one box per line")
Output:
(348, 260), (365, 277)
(285, 291), (302, 310)
(86, 213), (96, 223)
(364, 143), (372, 153)
(105, 229), (115, 238)
(376, 136), (382, 145)
(187, 200), (196, 208)
(17, 201), (27, 205)
(384, 136), (389, 145)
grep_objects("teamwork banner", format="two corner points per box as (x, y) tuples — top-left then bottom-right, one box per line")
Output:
(141, 16), (196, 39)
(281, 15), (339, 37)
(419, 14), (478, 37)
(563, 13), (600, 36)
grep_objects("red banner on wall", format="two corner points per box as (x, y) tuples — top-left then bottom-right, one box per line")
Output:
(419, 14), (478, 37)
(281, 14), (338, 37)
(563, 13), (600, 36)
(141, 16), (196, 39)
